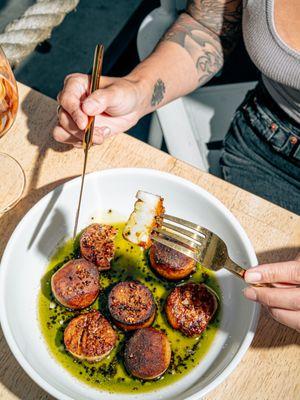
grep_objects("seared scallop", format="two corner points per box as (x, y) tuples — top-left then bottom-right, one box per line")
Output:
(165, 283), (218, 336)
(64, 310), (117, 362)
(123, 190), (164, 249)
(149, 242), (196, 280)
(51, 258), (100, 309)
(108, 281), (156, 330)
(124, 327), (171, 380)
(80, 223), (117, 271)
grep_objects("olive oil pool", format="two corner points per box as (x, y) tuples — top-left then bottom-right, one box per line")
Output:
(38, 222), (221, 394)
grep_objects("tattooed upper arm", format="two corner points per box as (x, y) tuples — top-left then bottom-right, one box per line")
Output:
(161, 0), (242, 85)
(188, 0), (242, 54)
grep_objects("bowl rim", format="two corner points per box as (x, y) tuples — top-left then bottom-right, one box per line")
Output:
(0, 167), (260, 400)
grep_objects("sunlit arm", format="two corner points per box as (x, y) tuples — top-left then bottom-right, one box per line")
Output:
(127, 0), (242, 115)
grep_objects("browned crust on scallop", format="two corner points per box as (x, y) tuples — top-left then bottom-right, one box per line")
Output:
(165, 283), (218, 336)
(124, 327), (171, 380)
(51, 258), (100, 310)
(80, 223), (117, 271)
(64, 310), (117, 362)
(114, 311), (156, 331)
(108, 281), (156, 330)
(149, 242), (196, 280)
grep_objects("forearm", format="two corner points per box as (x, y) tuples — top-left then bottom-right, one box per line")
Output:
(127, 37), (200, 115)
(126, 0), (242, 117)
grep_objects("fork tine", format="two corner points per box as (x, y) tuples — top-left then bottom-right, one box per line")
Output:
(162, 221), (204, 244)
(163, 214), (210, 237)
(153, 228), (202, 251)
(151, 235), (198, 262)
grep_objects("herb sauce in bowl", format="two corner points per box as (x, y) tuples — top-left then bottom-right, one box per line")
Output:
(38, 222), (221, 394)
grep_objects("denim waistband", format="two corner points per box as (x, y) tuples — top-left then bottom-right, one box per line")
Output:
(240, 82), (300, 162)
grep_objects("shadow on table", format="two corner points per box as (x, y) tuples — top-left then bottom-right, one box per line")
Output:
(22, 88), (72, 197)
(0, 89), (77, 257)
(251, 307), (300, 349)
(257, 247), (300, 265)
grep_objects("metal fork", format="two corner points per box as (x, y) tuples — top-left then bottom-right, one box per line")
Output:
(152, 214), (268, 287)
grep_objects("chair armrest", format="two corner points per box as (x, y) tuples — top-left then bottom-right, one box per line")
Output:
(156, 98), (209, 171)
(137, 7), (177, 60)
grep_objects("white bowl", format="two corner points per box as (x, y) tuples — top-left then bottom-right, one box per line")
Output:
(0, 168), (259, 400)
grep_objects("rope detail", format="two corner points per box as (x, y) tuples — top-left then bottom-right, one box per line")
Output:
(0, 0), (80, 67)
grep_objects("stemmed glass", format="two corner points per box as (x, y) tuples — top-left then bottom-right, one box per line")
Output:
(0, 45), (25, 213)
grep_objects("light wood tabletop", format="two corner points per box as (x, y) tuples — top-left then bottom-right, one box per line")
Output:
(0, 83), (299, 400)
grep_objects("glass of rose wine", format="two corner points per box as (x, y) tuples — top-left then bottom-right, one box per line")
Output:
(0, 45), (25, 213)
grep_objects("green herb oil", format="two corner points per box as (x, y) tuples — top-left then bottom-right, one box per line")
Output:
(38, 222), (221, 394)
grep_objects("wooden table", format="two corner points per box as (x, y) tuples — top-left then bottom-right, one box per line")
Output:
(0, 83), (299, 400)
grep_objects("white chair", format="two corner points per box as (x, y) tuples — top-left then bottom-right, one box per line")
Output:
(137, 0), (257, 176)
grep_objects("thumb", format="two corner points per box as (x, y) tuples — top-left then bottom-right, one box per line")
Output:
(244, 260), (300, 284)
(82, 86), (118, 116)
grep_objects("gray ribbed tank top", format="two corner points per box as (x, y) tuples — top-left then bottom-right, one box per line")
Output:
(243, 0), (300, 123)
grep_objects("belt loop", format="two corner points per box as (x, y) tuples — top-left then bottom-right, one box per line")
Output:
(291, 140), (300, 161)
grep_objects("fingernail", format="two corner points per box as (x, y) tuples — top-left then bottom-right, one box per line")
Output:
(243, 287), (257, 301)
(101, 126), (111, 137)
(83, 99), (98, 113)
(245, 271), (262, 283)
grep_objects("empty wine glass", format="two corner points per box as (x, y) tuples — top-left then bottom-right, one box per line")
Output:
(0, 45), (25, 213)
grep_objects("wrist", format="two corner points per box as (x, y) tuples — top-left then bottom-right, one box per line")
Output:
(125, 70), (153, 117)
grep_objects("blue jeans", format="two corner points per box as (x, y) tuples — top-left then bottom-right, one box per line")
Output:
(220, 82), (300, 215)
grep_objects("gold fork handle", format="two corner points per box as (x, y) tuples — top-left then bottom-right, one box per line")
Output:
(225, 257), (246, 279)
(225, 258), (271, 287)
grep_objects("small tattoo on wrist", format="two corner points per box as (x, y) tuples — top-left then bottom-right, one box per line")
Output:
(151, 79), (166, 107)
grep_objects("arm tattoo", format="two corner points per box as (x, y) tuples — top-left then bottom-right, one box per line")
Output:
(151, 79), (166, 107)
(162, 0), (242, 85)
(188, 0), (242, 54)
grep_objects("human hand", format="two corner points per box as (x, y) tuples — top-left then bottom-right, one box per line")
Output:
(53, 73), (147, 146)
(243, 257), (300, 332)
